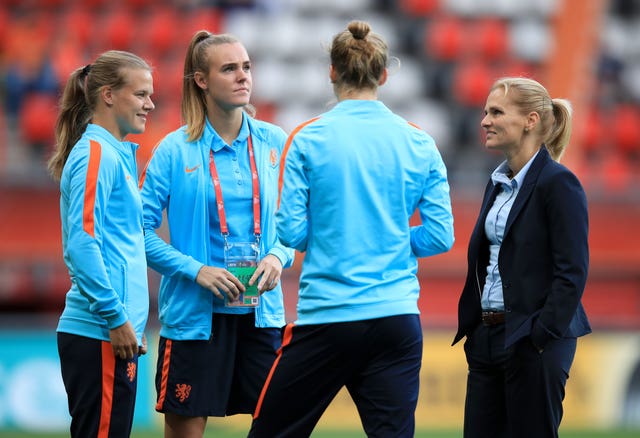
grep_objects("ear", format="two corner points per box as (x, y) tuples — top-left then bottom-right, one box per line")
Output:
(194, 71), (208, 91)
(525, 111), (540, 132)
(378, 68), (388, 86)
(101, 86), (114, 106)
(329, 65), (337, 84)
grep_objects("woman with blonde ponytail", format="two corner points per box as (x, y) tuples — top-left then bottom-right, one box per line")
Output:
(50, 50), (155, 438)
(139, 30), (293, 438)
(453, 76), (590, 438)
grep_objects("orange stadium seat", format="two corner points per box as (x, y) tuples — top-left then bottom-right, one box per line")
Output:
(452, 59), (496, 107)
(181, 7), (224, 47)
(470, 18), (509, 61)
(59, 7), (93, 48)
(399, 0), (440, 16)
(101, 7), (137, 51)
(141, 6), (178, 57)
(612, 103), (640, 156)
(581, 107), (606, 158)
(424, 15), (465, 62)
(17, 93), (58, 149)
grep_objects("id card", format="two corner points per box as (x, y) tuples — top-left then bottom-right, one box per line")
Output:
(224, 241), (260, 307)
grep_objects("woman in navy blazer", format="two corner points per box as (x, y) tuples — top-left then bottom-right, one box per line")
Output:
(453, 77), (591, 438)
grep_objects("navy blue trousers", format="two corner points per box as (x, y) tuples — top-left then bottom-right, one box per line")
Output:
(58, 332), (138, 438)
(463, 323), (577, 438)
(249, 314), (423, 438)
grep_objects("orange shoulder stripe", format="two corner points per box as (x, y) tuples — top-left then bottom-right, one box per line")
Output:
(83, 140), (101, 238)
(138, 139), (163, 190)
(277, 117), (320, 208)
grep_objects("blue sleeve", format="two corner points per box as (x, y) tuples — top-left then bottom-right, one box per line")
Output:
(139, 141), (204, 280)
(267, 239), (295, 268)
(266, 126), (296, 267)
(275, 134), (310, 252)
(65, 144), (128, 329)
(410, 147), (455, 257)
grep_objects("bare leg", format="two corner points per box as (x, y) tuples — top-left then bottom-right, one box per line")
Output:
(164, 413), (207, 438)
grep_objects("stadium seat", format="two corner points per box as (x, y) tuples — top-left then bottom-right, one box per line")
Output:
(17, 93), (58, 151)
(600, 152), (632, 193)
(399, 0), (440, 16)
(50, 36), (84, 87)
(452, 59), (496, 107)
(141, 6), (178, 57)
(101, 7), (137, 51)
(59, 6), (93, 48)
(182, 7), (224, 46)
(612, 104), (640, 157)
(470, 18), (509, 61)
(580, 107), (605, 158)
(423, 15), (465, 61)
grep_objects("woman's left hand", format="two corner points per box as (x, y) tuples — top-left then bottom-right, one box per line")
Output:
(250, 254), (283, 293)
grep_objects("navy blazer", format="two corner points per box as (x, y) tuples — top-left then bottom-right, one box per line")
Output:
(453, 147), (591, 349)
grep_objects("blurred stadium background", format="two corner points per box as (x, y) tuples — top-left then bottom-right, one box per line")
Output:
(0, 0), (639, 436)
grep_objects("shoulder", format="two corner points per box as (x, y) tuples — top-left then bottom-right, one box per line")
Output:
(151, 126), (194, 157)
(538, 158), (582, 187)
(536, 159), (587, 204)
(248, 117), (288, 144)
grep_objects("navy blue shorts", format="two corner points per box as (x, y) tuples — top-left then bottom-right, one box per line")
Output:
(249, 314), (423, 438)
(155, 312), (281, 417)
(57, 332), (139, 438)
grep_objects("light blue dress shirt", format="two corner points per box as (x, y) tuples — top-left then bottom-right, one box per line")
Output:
(481, 150), (539, 311)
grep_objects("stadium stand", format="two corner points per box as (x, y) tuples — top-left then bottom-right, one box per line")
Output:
(0, 0), (638, 330)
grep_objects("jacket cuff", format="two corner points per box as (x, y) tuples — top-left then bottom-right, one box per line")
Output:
(105, 311), (128, 330)
(184, 258), (205, 281)
(267, 247), (290, 268)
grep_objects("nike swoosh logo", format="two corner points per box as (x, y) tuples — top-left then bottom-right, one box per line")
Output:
(185, 164), (201, 173)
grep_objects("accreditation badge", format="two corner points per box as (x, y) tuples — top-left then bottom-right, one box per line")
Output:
(224, 241), (260, 307)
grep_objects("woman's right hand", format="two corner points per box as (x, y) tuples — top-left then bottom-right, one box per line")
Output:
(109, 320), (139, 360)
(195, 265), (245, 301)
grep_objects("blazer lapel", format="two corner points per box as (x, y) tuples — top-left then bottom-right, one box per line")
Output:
(469, 179), (500, 249)
(503, 147), (551, 238)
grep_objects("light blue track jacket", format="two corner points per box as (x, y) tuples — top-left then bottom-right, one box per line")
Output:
(57, 124), (149, 345)
(277, 100), (454, 325)
(140, 115), (294, 340)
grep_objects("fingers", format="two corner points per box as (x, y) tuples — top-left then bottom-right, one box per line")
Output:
(251, 256), (282, 292)
(196, 266), (244, 300)
(110, 321), (139, 360)
(113, 343), (137, 360)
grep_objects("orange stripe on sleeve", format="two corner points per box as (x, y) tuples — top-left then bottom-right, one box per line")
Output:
(138, 139), (162, 190)
(83, 140), (102, 237)
(253, 323), (295, 419)
(98, 342), (116, 438)
(277, 117), (320, 208)
(155, 339), (173, 411)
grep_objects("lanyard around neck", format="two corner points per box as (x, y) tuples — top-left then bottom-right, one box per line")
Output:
(209, 132), (261, 240)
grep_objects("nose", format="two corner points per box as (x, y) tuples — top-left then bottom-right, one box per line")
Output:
(145, 96), (155, 111)
(481, 114), (490, 128)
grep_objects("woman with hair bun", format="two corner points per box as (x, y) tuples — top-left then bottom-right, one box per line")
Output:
(248, 20), (454, 438)
(453, 77), (591, 438)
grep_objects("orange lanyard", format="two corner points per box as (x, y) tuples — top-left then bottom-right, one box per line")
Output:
(209, 132), (261, 241)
